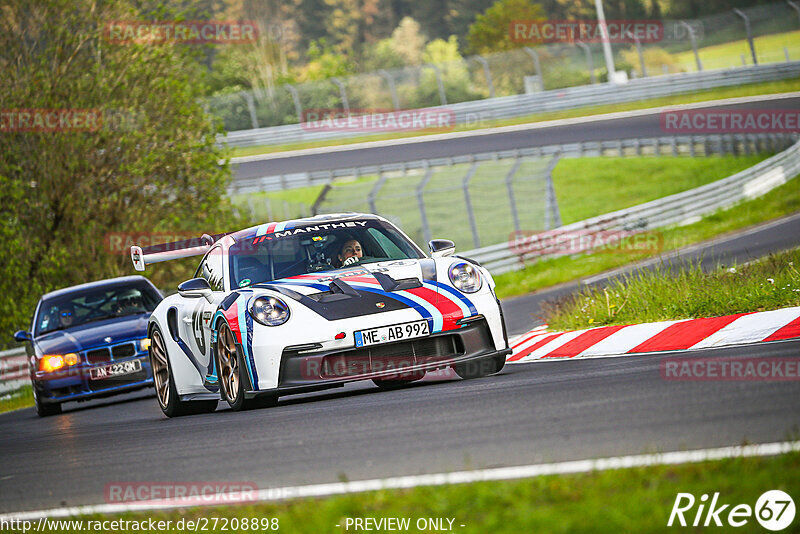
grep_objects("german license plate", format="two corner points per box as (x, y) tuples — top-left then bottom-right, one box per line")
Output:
(354, 320), (430, 347)
(90, 359), (142, 380)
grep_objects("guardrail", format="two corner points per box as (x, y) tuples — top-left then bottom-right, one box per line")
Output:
(230, 133), (795, 195)
(464, 137), (800, 274)
(220, 62), (800, 148)
(0, 347), (28, 392)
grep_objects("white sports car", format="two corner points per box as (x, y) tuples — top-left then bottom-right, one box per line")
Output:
(131, 214), (510, 416)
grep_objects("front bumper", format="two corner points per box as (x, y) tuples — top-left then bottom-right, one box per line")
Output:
(277, 319), (510, 389)
(33, 354), (153, 403)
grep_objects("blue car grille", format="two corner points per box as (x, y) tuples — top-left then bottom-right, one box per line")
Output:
(83, 342), (137, 364)
(111, 343), (136, 359)
(86, 348), (110, 363)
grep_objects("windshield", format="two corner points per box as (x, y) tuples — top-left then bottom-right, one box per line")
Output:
(228, 219), (424, 288)
(35, 281), (162, 336)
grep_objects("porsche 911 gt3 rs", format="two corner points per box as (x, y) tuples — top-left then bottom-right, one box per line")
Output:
(131, 213), (510, 417)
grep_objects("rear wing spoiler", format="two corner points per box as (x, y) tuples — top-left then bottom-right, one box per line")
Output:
(131, 234), (216, 272)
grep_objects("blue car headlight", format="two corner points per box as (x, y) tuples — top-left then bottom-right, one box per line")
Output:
(448, 262), (482, 293)
(250, 296), (290, 326)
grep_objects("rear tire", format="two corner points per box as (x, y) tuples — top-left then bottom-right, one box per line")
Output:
(453, 353), (506, 380)
(150, 325), (216, 417)
(33, 387), (61, 417)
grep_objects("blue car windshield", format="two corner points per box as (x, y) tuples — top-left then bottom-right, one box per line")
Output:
(228, 219), (424, 289)
(35, 281), (162, 336)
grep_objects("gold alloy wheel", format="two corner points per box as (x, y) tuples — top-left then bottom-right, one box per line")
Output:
(150, 329), (170, 408)
(217, 323), (240, 402)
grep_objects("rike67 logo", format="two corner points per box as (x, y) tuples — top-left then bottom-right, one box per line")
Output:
(668, 490), (795, 530)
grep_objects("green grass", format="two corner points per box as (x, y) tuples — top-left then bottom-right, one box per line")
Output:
(0, 384), (32, 414)
(494, 175), (800, 300)
(553, 156), (766, 224)
(228, 77), (800, 158)
(16, 451), (800, 533)
(545, 247), (800, 331)
(674, 30), (800, 71)
(234, 155), (769, 229)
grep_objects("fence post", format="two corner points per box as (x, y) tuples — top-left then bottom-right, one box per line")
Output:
(378, 69), (400, 110)
(733, 9), (758, 65)
(368, 171), (388, 214)
(461, 160), (481, 248)
(633, 36), (647, 77)
(424, 64), (447, 106)
(576, 41), (596, 84)
(285, 84), (303, 123)
(544, 155), (562, 230)
(311, 184), (332, 216)
(689, 136), (696, 157)
(505, 157), (523, 233)
(523, 47), (544, 90)
(417, 163), (434, 244)
(790, 0), (800, 25)
(471, 55), (495, 98)
(680, 21), (703, 72)
(266, 197), (273, 221)
(243, 91), (259, 129)
(331, 77), (350, 114)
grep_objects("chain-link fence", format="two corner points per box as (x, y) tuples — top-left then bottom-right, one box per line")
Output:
(208, 2), (800, 132)
(311, 156), (559, 251)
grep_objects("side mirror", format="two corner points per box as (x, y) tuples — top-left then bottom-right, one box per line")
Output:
(178, 278), (213, 302)
(429, 239), (455, 259)
(13, 330), (31, 342)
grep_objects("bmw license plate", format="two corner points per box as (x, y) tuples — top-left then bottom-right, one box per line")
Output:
(354, 320), (430, 347)
(90, 359), (142, 380)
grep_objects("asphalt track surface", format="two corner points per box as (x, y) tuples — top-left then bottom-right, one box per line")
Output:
(1, 339), (799, 515)
(233, 95), (800, 179)
(503, 211), (800, 335)
(3, 99), (800, 515)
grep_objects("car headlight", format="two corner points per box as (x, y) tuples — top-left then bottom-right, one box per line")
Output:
(250, 296), (291, 326)
(448, 262), (482, 293)
(39, 353), (80, 372)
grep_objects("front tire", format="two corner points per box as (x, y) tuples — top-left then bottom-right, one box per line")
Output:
(150, 325), (216, 417)
(453, 353), (506, 380)
(33, 386), (61, 417)
(216, 322), (277, 411)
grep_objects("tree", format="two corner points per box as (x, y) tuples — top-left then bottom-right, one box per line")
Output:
(391, 17), (428, 65)
(0, 0), (234, 346)
(467, 0), (547, 54)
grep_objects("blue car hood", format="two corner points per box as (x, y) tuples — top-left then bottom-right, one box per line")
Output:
(34, 314), (150, 355)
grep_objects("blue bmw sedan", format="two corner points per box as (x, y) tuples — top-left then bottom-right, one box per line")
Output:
(14, 276), (163, 416)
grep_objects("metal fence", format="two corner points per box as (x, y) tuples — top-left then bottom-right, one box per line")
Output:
(464, 136), (800, 274)
(211, 1), (800, 134)
(221, 60), (800, 148)
(232, 133), (797, 258)
(0, 348), (27, 393)
(313, 155), (559, 250)
(230, 133), (797, 196)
